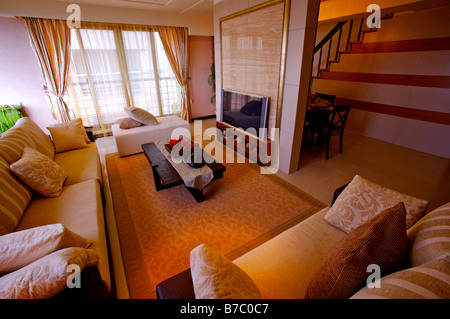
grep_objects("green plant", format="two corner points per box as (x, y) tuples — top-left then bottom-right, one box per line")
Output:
(0, 103), (24, 133)
(207, 62), (216, 103)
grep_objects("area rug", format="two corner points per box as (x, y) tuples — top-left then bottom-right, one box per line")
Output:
(106, 152), (325, 299)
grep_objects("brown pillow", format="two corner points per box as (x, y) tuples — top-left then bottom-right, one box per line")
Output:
(117, 117), (143, 129)
(305, 202), (408, 299)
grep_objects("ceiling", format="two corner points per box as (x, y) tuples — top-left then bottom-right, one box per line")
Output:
(52, 0), (220, 16)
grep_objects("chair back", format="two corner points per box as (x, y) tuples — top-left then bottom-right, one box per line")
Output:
(327, 104), (350, 135)
(315, 93), (336, 104)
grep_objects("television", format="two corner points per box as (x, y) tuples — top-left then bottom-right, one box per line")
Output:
(220, 89), (269, 139)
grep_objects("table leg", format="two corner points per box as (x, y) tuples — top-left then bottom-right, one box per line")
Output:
(152, 166), (165, 191)
(185, 186), (204, 203)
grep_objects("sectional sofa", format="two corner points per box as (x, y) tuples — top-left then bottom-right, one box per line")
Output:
(157, 175), (450, 299)
(0, 117), (110, 299)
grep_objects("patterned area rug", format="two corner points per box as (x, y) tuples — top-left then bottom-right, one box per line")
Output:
(106, 152), (325, 299)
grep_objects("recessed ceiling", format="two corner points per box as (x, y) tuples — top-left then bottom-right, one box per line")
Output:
(52, 0), (215, 16)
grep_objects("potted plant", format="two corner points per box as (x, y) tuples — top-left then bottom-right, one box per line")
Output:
(0, 103), (24, 133)
(208, 62), (216, 103)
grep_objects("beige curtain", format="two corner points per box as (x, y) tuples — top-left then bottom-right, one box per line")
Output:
(20, 17), (71, 122)
(156, 26), (191, 122)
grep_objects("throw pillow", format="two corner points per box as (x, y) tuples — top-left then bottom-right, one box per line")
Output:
(10, 147), (68, 197)
(240, 100), (262, 116)
(0, 223), (91, 275)
(47, 121), (88, 153)
(0, 126), (37, 164)
(0, 247), (98, 299)
(190, 244), (262, 299)
(305, 202), (408, 299)
(324, 175), (429, 233)
(124, 106), (158, 125)
(350, 256), (450, 299)
(13, 117), (55, 160)
(117, 117), (143, 129)
(0, 156), (33, 235)
(48, 118), (91, 144)
(406, 202), (450, 267)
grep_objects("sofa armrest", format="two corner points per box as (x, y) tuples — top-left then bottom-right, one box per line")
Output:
(156, 269), (195, 299)
(331, 183), (349, 206)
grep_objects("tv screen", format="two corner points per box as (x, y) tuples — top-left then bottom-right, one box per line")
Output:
(220, 89), (269, 139)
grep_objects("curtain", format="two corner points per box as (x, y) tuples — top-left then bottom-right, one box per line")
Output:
(156, 26), (191, 122)
(19, 17), (71, 123)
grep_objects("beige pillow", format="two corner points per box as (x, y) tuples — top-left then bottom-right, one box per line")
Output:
(0, 126), (37, 164)
(406, 202), (450, 267)
(13, 117), (55, 160)
(124, 106), (158, 125)
(117, 117), (143, 129)
(10, 147), (68, 197)
(190, 244), (261, 299)
(47, 121), (88, 153)
(48, 118), (91, 144)
(0, 247), (99, 299)
(0, 223), (91, 275)
(305, 203), (408, 299)
(325, 175), (429, 233)
(351, 256), (450, 299)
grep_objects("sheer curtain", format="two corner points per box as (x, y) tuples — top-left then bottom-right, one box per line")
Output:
(20, 17), (72, 123)
(66, 23), (182, 136)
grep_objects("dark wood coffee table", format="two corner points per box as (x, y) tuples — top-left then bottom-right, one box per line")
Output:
(142, 142), (226, 202)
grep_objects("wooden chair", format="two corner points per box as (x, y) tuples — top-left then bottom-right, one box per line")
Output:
(314, 93), (336, 104)
(317, 104), (351, 159)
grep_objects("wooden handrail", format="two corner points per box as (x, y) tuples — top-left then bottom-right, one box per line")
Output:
(313, 21), (347, 54)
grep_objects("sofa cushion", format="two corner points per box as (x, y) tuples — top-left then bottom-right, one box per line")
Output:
(190, 244), (261, 299)
(406, 202), (450, 267)
(15, 179), (110, 291)
(48, 119), (91, 144)
(325, 175), (429, 233)
(0, 156), (33, 235)
(0, 247), (98, 299)
(0, 223), (91, 275)
(305, 202), (408, 299)
(350, 256), (450, 299)
(233, 207), (346, 298)
(54, 143), (102, 187)
(47, 121), (88, 153)
(0, 127), (37, 164)
(13, 117), (55, 160)
(10, 147), (67, 197)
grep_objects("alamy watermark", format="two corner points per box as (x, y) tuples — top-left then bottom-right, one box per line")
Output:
(66, 264), (81, 289)
(367, 4), (382, 29)
(66, 4), (81, 29)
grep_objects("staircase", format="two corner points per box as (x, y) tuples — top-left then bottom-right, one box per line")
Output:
(312, 13), (394, 79)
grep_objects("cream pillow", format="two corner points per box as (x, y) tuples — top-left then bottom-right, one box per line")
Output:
(0, 223), (91, 275)
(124, 106), (158, 125)
(325, 175), (429, 233)
(10, 147), (68, 197)
(47, 121), (88, 153)
(190, 244), (261, 299)
(0, 247), (99, 299)
(48, 118), (91, 144)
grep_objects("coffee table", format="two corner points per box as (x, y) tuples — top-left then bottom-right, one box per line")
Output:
(142, 142), (226, 202)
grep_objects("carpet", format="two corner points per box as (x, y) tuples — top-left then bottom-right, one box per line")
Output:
(106, 152), (325, 299)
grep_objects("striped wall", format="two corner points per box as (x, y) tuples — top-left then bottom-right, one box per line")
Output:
(311, 6), (450, 159)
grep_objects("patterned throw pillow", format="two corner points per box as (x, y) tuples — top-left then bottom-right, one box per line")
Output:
(190, 244), (261, 299)
(406, 202), (450, 267)
(350, 257), (450, 299)
(325, 175), (429, 233)
(0, 247), (99, 299)
(0, 223), (91, 275)
(10, 147), (67, 197)
(305, 202), (408, 299)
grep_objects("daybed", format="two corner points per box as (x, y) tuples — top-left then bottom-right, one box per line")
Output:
(0, 117), (110, 299)
(157, 176), (450, 299)
(112, 115), (191, 157)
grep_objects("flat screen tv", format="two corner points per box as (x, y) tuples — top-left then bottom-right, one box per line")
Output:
(220, 89), (269, 139)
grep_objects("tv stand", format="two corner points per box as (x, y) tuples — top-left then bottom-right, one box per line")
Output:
(216, 121), (272, 167)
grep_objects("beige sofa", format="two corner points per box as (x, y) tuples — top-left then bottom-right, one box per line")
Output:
(157, 176), (450, 299)
(0, 117), (110, 298)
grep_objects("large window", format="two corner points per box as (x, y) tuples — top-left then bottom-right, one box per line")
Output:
(66, 25), (181, 135)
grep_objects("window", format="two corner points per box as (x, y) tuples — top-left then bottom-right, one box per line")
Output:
(66, 25), (181, 135)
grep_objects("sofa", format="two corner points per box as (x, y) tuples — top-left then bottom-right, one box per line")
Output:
(156, 175), (450, 299)
(112, 115), (191, 157)
(0, 117), (110, 299)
